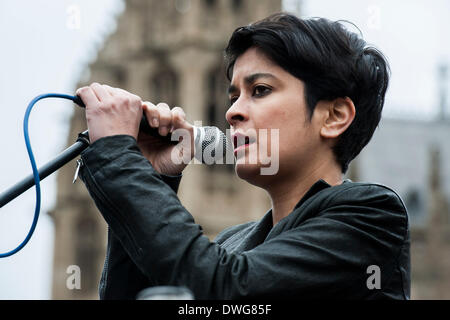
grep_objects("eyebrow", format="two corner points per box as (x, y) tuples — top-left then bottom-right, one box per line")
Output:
(228, 73), (277, 95)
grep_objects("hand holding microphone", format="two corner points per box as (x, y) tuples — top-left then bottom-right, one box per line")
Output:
(138, 101), (195, 176)
(76, 83), (233, 176)
(76, 83), (147, 143)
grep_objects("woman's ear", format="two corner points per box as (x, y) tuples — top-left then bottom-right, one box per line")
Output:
(319, 97), (356, 139)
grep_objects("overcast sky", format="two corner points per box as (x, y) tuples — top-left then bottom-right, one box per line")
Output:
(0, 0), (449, 299)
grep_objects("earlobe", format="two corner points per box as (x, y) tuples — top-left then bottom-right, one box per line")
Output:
(320, 97), (356, 139)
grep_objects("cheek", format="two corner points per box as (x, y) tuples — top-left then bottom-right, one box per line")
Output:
(263, 105), (308, 148)
(262, 107), (290, 129)
(268, 110), (313, 166)
(235, 94), (312, 175)
(257, 93), (307, 131)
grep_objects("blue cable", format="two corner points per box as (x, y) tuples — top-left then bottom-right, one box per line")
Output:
(0, 93), (79, 258)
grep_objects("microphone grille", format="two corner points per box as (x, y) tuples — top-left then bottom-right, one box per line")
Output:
(194, 126), (233, 165)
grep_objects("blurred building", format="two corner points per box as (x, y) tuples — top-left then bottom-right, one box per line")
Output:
(346, 64), (450, 299)
(50, 0), (281, 300)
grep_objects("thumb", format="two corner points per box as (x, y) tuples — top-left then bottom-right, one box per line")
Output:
(171, 107), (192, 131)
(170, 107), (195, 160)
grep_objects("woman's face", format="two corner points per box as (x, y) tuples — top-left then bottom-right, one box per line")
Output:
(226, 47), (324, 187)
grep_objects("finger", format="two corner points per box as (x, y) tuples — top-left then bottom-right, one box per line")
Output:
(143, 101), (160, 128)
(114, 87), (142, 104)
(170, 107), (193, 157)
(75, 86), (100, 108)
(102, 84), (118, 97)
(89, 82), (112, 101)
(156, 103), (172, 136)
(102, 85), (142, 107)
(171, 107), (187, 132)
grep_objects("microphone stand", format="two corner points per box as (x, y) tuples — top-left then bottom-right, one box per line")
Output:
(0, 130), (90, 208)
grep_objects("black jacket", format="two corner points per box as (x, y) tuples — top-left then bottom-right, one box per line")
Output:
(79, 135), (411, 300)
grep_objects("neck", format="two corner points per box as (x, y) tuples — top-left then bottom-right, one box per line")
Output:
(267, 157), (343, 226)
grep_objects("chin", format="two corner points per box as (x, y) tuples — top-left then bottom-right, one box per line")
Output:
(233, 143), (281, 185)
(235, 161), (273, 187)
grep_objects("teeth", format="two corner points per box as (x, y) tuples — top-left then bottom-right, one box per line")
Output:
(234, 135), (254, 149)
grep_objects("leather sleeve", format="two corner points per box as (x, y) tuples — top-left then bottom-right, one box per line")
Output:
(80, 135), (409, 299)
(88, 137), (182, 300)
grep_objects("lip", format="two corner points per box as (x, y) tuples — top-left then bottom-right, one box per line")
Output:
(233, 143), (252, 155)
(232, 132), (257, 154)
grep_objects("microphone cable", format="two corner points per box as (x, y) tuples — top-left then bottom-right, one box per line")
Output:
(0, 93), (230, 257)
(0, 93), (81, 258)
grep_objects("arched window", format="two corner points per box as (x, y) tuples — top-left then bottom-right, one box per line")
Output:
(404, 187), (424, 225)
(204, 0), (216, 9)
(206, 66), (229, 132)
(151, 65), (179, 107)
(111, 66), (127, 87)
(232, 0), (243, 11)
(206, 65), (234, 173)
(75, 215), (100, 293)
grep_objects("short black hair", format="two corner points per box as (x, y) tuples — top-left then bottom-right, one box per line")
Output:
(224, 13), (390, 174)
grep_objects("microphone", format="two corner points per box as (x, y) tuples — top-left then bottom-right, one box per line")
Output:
(73, 95), (233, 164)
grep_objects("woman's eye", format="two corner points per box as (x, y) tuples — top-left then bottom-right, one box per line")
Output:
(253, 86), (271, 97)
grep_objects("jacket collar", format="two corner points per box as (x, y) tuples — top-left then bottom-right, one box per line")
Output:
(230, 179), (352, 252)
(266, 178), (352, 226)
(293, 178), (353, 210)
(293, 179), (332, 210)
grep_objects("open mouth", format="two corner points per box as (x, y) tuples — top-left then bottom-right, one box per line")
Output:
(233, 134), (256, 154)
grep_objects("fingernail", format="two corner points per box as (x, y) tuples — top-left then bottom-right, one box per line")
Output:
(152, 118), (159, 127)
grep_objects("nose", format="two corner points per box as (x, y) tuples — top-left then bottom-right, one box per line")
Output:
(225, 99), (249, 128)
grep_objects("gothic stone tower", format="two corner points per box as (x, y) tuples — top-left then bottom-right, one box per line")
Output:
(51, 0), (282, 299)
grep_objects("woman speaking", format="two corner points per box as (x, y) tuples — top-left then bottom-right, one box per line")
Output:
(76, 13), (410, 299)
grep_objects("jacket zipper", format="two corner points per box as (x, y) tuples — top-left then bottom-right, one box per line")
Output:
(78, 155), (142, 260)
(72, 158), (83, 184)
(76, 157), (112, 298)
(100, 226), (111, 299)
